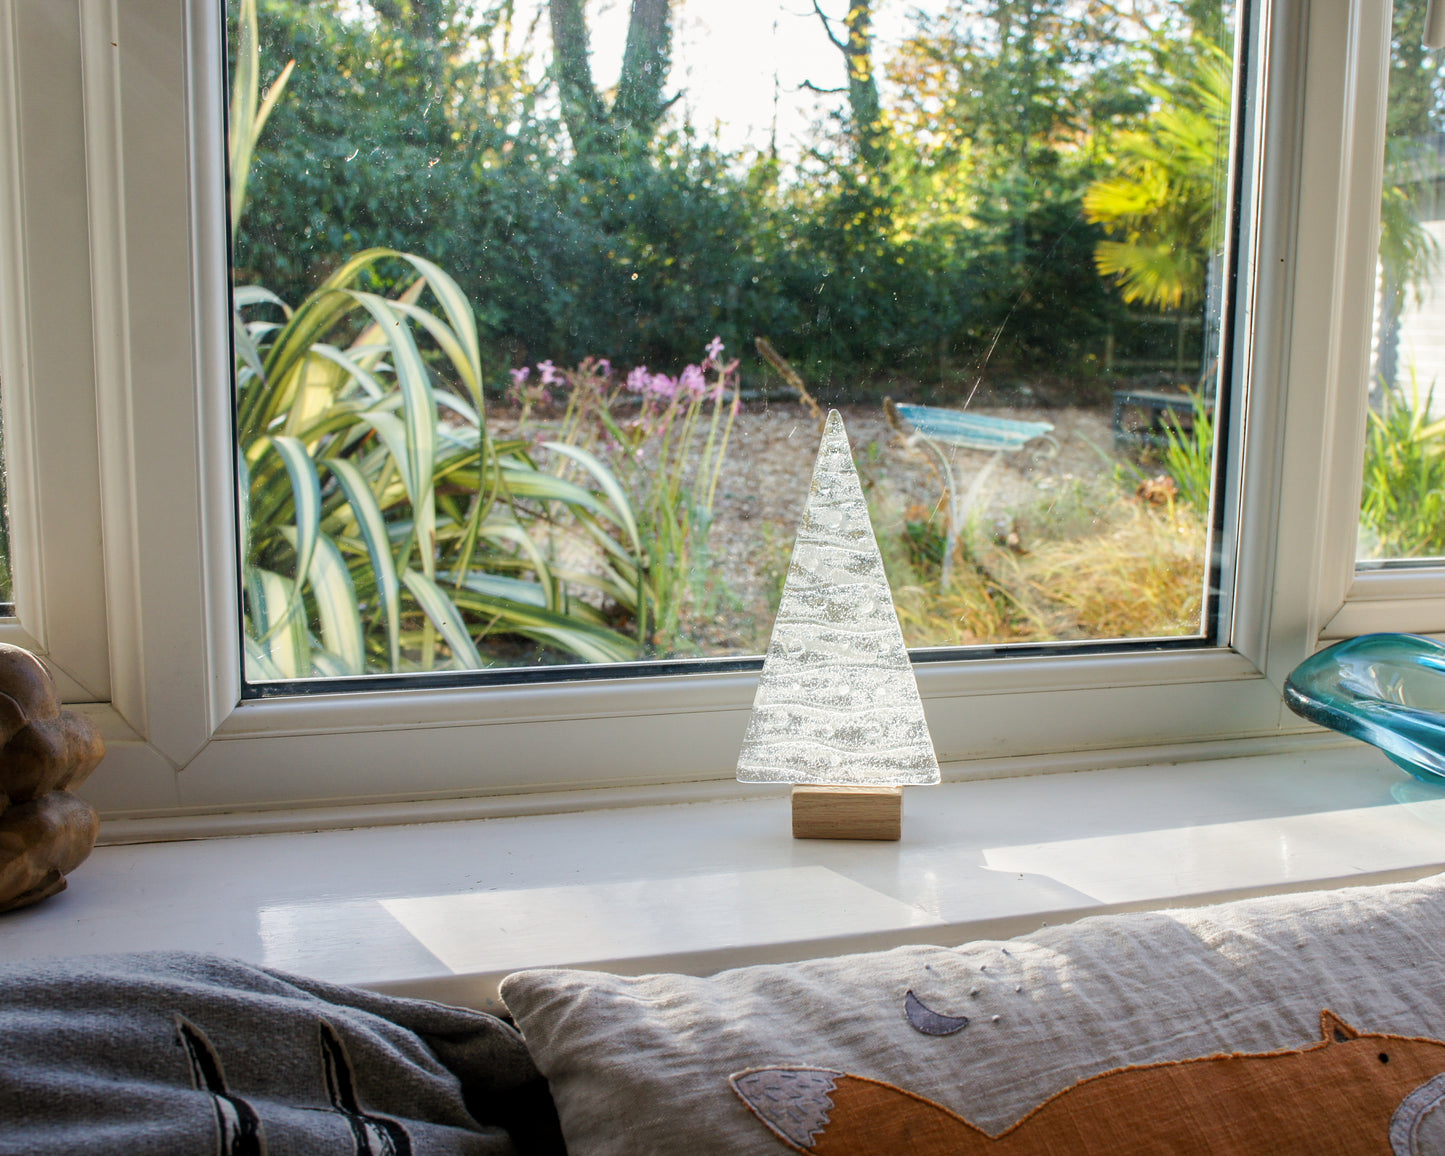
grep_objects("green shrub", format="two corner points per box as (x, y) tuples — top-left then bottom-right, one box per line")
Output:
(1360, 377), (1445, 559)
(1161, 390), (1214, 519)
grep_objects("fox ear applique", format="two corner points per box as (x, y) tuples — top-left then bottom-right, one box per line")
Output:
(1321, 1010), (1362, 1043)
(730, 1069), (841, 1152)
(730, 1068), (986, 1155)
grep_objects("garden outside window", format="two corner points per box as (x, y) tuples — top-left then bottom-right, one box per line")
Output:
(0, 0), (1420, 830)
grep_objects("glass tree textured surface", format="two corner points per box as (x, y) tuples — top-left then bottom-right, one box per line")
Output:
(736, 411), (940, 787)
(1284, 633), (1445, 785)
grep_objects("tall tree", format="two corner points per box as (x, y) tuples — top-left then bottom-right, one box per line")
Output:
(810, 0), (885, 168)
(548, 0), (675, 152)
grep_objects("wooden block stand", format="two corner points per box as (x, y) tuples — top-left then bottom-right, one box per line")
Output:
(792, 785), (902, 841)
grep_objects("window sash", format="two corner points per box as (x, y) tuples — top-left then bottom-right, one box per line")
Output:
(0, 2), (110, 704)
(1, 0), (1406, 822)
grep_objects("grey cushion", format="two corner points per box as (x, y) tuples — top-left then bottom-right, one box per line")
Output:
(0, 950), (563, 1155)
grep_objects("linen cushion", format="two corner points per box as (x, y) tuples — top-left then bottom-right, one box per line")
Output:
(501, 872), (1445, 1155)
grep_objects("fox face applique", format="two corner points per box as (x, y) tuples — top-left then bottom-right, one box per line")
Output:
(730, 1011), (1445, 1155)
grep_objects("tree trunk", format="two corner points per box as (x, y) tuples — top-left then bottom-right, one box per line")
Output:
(813, 0), (884, 168)
(549, 0), (608, 150)
(843, 1), (884, 168)
(549, 0), (674, 154)
(615, 0), (674, 139)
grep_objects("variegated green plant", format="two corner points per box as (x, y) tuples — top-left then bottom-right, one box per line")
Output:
(235, 251), (646, 679)
(231, 0), (644, 679)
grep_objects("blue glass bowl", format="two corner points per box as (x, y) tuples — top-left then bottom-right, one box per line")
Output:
(1284, 633), (1445, 786)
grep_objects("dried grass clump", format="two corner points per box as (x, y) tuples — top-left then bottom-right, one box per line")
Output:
(889, 489), (1206, 647)
(1022, 502), (1206, 640)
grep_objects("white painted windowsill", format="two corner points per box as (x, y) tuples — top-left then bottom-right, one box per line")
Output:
(3, 745), (1443, 1014)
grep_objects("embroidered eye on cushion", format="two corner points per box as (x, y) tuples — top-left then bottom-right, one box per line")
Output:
(500, 872), (1445, 1156)
(730, 1011), (1445, 1155)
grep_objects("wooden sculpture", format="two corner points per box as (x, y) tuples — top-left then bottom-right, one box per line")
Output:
(0, 644), (104, 912)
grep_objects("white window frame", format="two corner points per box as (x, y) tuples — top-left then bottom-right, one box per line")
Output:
(0, 2), (112, 707)
(0, 0), (1419, 827)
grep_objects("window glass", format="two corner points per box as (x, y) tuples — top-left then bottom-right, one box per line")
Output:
(228, 0), (1237, 686)
(1360, 0), (1445, 565)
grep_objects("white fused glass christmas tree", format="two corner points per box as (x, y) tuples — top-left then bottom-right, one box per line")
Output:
(738, 411), (938, 837)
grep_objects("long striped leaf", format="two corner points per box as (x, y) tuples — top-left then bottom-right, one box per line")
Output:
(233, 314), (269, 396)
(242, 289), (351, 439)
(284, 528), (364, 675)
(394, 253), (483, 411)
(325, 457), (401, 671)
(347, 291), (436, 575)
(467, 517), (557, 607)
(234, 284), (289, 313)
(246, 567), (309, 679)
(435, 392), (479, 428)
(346, 275), (425, 374)
(523, 626), (634, 664)
(283, 352), (347, 439)
(541, 440), (641, 554)
(547, 564), (638, 615)
(358, 411), (411, 500)
(231, 56), (295, 236)
(243, 634), (286, 682)
(305, 342), (388, 402)
(447, 588), (636, 663)
(237, 452), (253, 564)
(229, 0), (298, 236)
(439, 570), (549, 608)
(497, 464), (612, 521)
(268, 435), (322, 612)
(307, 650), (354, 679)
(386, 297), (481, 410)
(253, 250), (395, 419)
(401, 569), (484, 669)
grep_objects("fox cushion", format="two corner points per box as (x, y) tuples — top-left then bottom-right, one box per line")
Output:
(500, 871), (1445, 1156)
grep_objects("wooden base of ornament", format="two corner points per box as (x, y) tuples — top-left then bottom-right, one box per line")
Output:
(791, 785), (903, 841)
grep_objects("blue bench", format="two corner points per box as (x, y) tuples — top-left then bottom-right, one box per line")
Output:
(887, 401), (1057, 584)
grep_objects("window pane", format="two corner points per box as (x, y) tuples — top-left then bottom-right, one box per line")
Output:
(229, 0), (1236, 686)
(1360, 0), (1445, 565)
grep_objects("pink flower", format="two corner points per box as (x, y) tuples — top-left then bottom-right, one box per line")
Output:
(649, 372), (679, 399)
(597, 358), (612, 377)
(705, 336), (724, 363)
(712, 359), (739, 400)
(626, 366), (650, 393)
(537, 360), (558, 385)
(679, 364), (706, 398)
(509, 367), (530, 386)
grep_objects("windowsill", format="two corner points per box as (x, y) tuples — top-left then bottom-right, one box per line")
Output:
(3, 745), (1443, 1014)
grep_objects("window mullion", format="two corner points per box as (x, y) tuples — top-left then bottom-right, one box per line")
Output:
(81, 0), (223, 762)
(1253, 0), (1390, 687)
